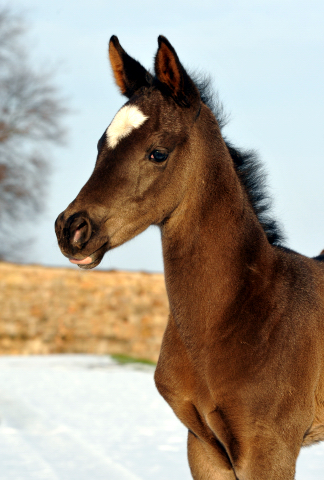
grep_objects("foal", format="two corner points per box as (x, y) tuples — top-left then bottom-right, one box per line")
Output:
(55, 36), (324, 479)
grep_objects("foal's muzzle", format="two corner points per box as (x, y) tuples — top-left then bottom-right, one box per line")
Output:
(55, 210), (110, 269)
(55, 211), (92, 250)
(55, 210), (96, 265)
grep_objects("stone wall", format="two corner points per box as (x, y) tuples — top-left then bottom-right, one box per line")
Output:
(0, 262), (169, 362)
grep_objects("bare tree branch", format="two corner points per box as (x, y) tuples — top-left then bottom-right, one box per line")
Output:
(0, 6), (68, 260)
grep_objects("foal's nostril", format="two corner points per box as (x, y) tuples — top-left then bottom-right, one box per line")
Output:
(67, 215), (92, 248)
(72, 220), (88, 244)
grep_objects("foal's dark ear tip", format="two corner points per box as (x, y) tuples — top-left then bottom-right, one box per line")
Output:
(157, 35), (169, 47)
(109, 35), (119, 46)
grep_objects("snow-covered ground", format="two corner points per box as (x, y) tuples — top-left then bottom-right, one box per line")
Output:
(0, 355), (322, 480)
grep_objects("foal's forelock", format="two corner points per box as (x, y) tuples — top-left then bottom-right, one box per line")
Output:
(106, 104), (149, 148)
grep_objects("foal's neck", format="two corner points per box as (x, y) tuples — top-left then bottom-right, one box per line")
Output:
(161, 107), (275, 332)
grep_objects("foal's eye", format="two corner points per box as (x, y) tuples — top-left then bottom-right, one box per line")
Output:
(149, 150), (168, 163)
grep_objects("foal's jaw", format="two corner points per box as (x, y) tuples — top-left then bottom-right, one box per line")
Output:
(55, 196), (164, 269)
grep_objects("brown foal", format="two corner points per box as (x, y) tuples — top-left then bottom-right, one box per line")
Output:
(55, 35), (324, 479)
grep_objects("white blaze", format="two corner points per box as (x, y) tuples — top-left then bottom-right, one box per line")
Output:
(106, 105), (148, 148)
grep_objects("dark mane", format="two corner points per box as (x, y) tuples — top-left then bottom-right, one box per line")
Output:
(192, 74), (285, 246)
(224, 143), (284, 246)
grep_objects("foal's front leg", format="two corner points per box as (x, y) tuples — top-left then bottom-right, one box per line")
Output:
(188, 429), (301, 480)
(233, 436), (299, 480)
(187, 431), (237, 480)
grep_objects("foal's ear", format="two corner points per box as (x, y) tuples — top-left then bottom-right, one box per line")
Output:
(109, 36), (152, 98)
(154, 36), (200, 108)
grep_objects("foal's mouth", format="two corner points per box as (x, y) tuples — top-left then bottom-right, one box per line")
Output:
(68, 242), (109, 270)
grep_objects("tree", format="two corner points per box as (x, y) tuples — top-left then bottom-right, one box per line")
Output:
(0, 7), (68, 260)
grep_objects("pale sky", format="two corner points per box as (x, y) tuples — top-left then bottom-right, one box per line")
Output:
(10, 0), (324, 272)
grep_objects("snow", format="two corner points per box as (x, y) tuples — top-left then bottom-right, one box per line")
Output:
(0, 355), (322, 479)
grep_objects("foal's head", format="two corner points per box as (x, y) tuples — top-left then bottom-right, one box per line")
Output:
(55, 36), (211, 268)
